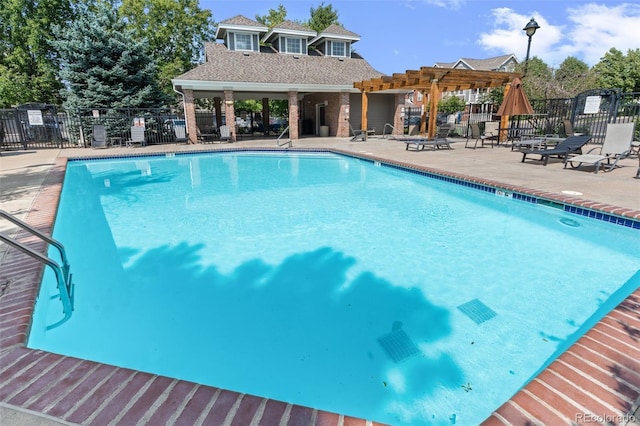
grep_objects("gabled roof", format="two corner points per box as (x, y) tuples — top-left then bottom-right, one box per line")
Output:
(262, 20), (316, 44)
(445, 54), (517, 71)
(215, 15), (268, 40)
(309, 24), (360, 46)
(173, 43), (384, 97)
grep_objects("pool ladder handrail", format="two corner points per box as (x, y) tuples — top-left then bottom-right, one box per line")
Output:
(382, 123), (399, 138)
(276, 125), (292, 148)
(0, 210), (74, 329)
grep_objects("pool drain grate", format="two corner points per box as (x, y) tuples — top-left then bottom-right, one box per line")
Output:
(457, 298), (497, 324)
(377, 329), (420, 363)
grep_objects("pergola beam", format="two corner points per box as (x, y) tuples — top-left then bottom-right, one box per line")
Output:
(355, 66), (521, 138)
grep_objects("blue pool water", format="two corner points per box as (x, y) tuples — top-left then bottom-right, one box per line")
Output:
(29, 151), (640, 425)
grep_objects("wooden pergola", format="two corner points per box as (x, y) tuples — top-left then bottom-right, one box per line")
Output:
(354, 67), (522, 138)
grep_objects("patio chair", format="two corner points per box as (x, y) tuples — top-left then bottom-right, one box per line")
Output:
(521, 135), (592, 166)
(219, 125), (232, 142)
(465, 122), (496, 149)
(562, 119), (576, 137)
(433, 124), (453, 149)
(197, 126), (218, 143)
(126, 126), (145, 147)
(564, 122), (634, 173)
(91, 124), (107, 149)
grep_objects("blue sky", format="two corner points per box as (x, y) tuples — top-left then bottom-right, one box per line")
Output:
(202, 1), (640, 75)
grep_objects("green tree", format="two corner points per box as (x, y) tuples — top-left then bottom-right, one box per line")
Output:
(593, 48), (640, 92)
(517, 57), (553, 100)
(592, 48), (626, 90)
(256, 4), (287, 29)
(438, 96), (465, 114)
(480, 87), (504, 104)
(52, 2), (169, 112)
(118, 0), (215, 99)
(626, 49), (640, 92)
(0, 0), (74, 107)
(553, 57), (597, 98)
(307, 2), (340, 32)
(269, 100), (288, 118)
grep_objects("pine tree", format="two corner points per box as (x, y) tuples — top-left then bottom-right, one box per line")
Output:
(307, 2), (340, 33)
(52, 2), (169, 112)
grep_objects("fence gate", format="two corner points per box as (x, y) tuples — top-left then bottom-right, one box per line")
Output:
(570, 89), (640, 144)
(0, 103), (64, 149)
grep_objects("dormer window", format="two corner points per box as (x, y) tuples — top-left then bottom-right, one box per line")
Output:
(228, 31), (259, 52)
(328, 40), (348, 58)
(282, 36), (306, 55)
(235, 33), (253, 51)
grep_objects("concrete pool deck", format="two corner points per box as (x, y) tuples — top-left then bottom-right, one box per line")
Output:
(1, 136), (639, 425)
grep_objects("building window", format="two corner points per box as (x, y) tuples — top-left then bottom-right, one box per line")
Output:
(284, 37), (302, 54)
(234, 33), (253, 51)
(330, 41), (346, 57)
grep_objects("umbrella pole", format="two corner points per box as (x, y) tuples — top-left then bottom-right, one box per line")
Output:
(499, 82), (511, 143)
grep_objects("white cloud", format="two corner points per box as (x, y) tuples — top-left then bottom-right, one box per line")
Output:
(563, 3), (640, 65)
(477, 3), (640, 68)
(423, 0), (465, 10)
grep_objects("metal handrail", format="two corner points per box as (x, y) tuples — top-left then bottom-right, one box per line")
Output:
(0, 210), (74, 329)
(0, 210), (70, 280)
(276, 125), (292, 147)
(382, 123), (399, 138)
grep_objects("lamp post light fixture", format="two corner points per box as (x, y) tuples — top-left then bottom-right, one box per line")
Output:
(522, 17), (540, 77)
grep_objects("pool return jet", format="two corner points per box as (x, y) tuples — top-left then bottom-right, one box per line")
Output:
(0, 210), (74, 330)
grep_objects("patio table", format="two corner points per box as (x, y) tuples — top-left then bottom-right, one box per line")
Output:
(498, 127), (534, 146)
(511, 135), (564, 151)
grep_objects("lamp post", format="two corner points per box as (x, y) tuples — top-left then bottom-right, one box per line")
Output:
(522, 17), (540, 77)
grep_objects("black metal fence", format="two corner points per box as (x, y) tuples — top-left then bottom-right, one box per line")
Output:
(2, 89), (639, 150)
(459, 89), (640, 143)
(0, 106), (186, 150)
(0, 104), (67, 149)
(72, 108), (187, 147)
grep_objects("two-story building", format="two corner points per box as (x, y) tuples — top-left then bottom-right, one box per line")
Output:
(172, 15), (401, 142)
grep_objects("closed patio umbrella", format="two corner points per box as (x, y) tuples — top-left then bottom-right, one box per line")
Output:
(497, 77), (533, 116)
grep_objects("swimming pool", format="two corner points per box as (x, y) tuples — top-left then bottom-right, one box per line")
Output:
(28, 151), (640, 425)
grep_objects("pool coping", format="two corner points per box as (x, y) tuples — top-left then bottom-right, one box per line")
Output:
(1, 147), (639, 425)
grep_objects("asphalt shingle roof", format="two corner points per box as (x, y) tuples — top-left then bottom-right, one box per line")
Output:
(176, 42), (383, 85)
(218, 15), (264, 27)
(319, 23), (360, 39)
(459, 54), (515, 70)
(273, 20), (313, 33)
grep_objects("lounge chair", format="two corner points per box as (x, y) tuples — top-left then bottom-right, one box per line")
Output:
(91, 124), (107, 148)
(349, 122), (375, 141)
(402, 125), (452, 151)
(564, 122), (634, 173)
(465, 122), (497, 149)
(126, 126), (145, 147)
(521, 135), (592, 166)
